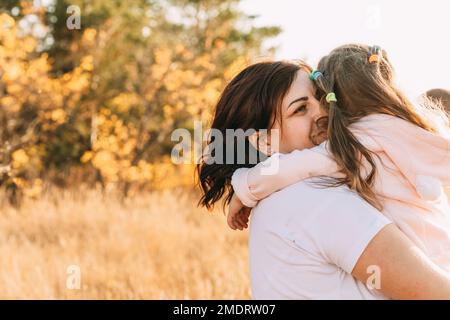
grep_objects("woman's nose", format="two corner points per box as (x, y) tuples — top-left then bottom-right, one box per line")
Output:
(312, 104), (327, 122)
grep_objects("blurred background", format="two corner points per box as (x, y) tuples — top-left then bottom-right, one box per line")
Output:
(0, 0), (448, 299)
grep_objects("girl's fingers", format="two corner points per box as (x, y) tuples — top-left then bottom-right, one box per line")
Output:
(236, 209), (249, 229)
(234, 217), (244, 230)
(241, 208), (250, 222)
(227, 203), (251, 231)
(237, 212), (247, 229)
(237, 215), (248, 227)
(230, 214), (243, 230)
(227, 211), (237, 230)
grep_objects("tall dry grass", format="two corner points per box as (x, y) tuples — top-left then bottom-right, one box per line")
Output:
(0, 187), (250, 299)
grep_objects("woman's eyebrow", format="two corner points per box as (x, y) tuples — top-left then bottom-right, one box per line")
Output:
(288, 96), (308, 109)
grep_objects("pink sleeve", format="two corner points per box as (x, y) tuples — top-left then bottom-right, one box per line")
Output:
(230, 142), (340, 207)
(352, 114), (450, 188)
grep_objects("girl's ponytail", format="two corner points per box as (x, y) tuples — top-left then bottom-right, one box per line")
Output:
(312, 69), (382, 210)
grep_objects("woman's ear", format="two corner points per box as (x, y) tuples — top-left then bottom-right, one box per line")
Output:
(248, 130), (279, 156)
(247, 131), (261, 153)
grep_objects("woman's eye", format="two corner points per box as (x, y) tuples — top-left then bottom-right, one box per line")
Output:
(293, 105), (307, 114)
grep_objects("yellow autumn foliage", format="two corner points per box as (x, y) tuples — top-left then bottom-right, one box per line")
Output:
(11, 149), (30, 169)
(1, 2), (279, 201)
(0, 12), (91, 194)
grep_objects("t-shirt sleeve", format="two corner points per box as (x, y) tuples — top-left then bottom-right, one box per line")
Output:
(308, 189), (393, 274)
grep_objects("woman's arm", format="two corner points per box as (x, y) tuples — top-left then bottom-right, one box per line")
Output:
(231, 142), (340, 207)
(308, 187), (450, 299)
(352, 223), (450, 299)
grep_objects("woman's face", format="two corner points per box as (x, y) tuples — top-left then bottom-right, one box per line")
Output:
(271, 69), (328, 153)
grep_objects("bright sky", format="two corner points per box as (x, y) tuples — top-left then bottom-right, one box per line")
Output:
(239, 0), (450, 98)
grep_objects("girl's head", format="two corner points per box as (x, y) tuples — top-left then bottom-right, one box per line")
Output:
(313, 43), (442, 209)
(198, 60), (326, 209)
(315, 44), (434, 122)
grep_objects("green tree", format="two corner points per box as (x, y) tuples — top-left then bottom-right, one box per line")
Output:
(0, 0), (281, 201)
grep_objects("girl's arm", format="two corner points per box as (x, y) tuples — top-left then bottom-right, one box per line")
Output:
(231, 142), (340, 207)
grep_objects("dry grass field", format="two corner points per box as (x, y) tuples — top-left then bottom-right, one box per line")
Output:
(1, 186), (449, 299)
(0, 188), (250, 299)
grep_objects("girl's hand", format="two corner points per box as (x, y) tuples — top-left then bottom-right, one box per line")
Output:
(227, 193), (251, 231)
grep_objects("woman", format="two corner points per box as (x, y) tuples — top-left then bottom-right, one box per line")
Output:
(197, 60), (450, 299)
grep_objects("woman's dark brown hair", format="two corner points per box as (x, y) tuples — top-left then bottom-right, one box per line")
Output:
(197, 60), (311, 210)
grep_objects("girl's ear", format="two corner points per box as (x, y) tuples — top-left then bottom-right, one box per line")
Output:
(248, 130), (279, 156)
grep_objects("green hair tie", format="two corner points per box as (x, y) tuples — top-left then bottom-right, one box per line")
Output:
(325, 92), (337, 103)
(309, 70), (323, 81)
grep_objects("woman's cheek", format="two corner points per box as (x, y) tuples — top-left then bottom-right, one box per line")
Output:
(288, 120), (312, 150)
(296, 119), (313, 146)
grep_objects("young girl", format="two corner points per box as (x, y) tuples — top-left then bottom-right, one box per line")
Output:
(229, 44), (450, 272)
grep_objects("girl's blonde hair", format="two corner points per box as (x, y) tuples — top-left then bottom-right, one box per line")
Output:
(314, 43), (448, 210)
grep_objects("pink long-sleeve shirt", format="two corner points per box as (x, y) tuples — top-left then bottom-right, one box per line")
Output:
(232, 114), (450, 272)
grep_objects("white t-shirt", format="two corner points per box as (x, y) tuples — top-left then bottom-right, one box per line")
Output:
(249, 179), (392, 300)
